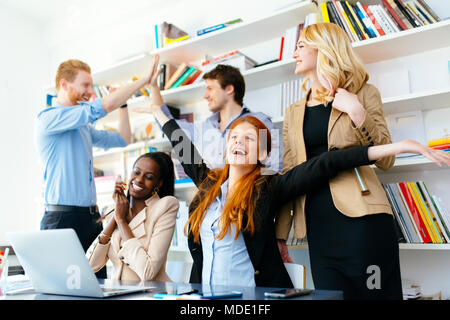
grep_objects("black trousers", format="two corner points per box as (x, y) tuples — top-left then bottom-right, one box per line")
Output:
(40, 209), (107, 279)
(305, 186), (403, 300)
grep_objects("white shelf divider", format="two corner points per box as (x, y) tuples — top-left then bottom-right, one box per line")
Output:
(382, 87), (450, 115)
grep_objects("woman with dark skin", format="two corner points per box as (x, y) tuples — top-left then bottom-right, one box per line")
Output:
(89, 152), (179, 281)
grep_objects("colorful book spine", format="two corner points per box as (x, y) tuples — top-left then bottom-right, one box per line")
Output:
(413, 0), (436, 24)
(388, 184), (423, 243)
(170, 66), (197, 89)
(394, 0), (420, 27)
(320, 2), (330, 23)
(407, 182), (440, 243)
(398, 182), (432, 243)
(364, 5), (386, 36)
(338, 0), (362, 40)
(383, 0), (409, 30)
(345, 1), (369, 39)
(416, 0), (441, 22)
(384, 184), (412, 242)
(196, 18), (242, 36)
(418, 181), (450, 243)
(378, 4), (401, 32)
(164, 62), (188, 90)
(428, 137), (450, 147)
(331, 0), (356, 41)
(356, 2), (378, 37)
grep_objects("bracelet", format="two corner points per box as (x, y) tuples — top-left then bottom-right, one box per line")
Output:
(120, 104), (128, 109)
(100, 232), (112, 241)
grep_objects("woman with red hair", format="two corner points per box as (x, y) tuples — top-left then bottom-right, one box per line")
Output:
(148, 100), (450, 288)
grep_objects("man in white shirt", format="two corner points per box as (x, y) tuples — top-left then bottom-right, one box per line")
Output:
(147, 63), (282, 174)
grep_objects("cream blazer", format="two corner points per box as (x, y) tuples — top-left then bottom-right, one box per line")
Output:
(88, 194), (179, 281)
(275, 84), (394, 240)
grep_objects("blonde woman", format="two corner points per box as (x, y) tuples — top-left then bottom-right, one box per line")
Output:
(275, 23), (401, 299)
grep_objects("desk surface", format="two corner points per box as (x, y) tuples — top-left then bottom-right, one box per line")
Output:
(3, 279), (343, 300)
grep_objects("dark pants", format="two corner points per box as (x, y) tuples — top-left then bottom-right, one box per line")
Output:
(40, 209), (107, 279)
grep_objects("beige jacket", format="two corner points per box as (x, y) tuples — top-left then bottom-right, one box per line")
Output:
(88, 194), (179, 281)
(275, 83), (394, 240)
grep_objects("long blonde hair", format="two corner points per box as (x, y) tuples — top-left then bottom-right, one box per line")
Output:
(300, 23), (369, 103)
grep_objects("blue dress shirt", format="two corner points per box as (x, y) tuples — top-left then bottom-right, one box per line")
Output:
(200, 180), (256, 287)
(159, 104), (283, 174)
(35, 99), (126, 207)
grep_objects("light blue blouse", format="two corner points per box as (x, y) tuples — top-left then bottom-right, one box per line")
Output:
(200, 180), (256, 287)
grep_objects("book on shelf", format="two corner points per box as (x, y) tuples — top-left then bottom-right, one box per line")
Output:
(280, 24), (303, 61)
(196, 18), (243, 36)
(201, 51), (256, 73)
(170, 66), (198, 89)
(428, 136), (450, 148)
(154, 22), (189, 49)
(384, 0), (411, 30)
(158, 63), (177, 90)
(163, 62), (189, 90)
(402, 281), (422, 300)
(354, 2), (378, 38)
(384, 181), (450, 244)
(363, 4), (386, 36)
(416, 0), (441, 22)
(318, 0), (442, 42)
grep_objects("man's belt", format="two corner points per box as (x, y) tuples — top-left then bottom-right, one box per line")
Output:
(46, 205), (99, 215)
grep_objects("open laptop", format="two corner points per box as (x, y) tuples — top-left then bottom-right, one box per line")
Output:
(8, 229), (155, 298)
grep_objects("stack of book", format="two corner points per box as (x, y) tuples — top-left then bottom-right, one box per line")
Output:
(201, 51), (257, 74)
(161, 62), (203, 90)
(319, 0), (442, 42)
(196, 18), (243, 36)
(383, 181), (450, 244)
(154, 22), (189, 49)
(428, 136), (450, 153)
(402, 281), (422, 300)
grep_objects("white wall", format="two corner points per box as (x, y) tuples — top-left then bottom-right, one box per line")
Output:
(0, 4), (50, 245)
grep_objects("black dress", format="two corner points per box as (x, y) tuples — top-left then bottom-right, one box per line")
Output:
(303, 102), (403, 300)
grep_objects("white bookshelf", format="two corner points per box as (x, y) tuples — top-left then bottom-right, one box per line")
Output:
(371, 156), (447, 173)
(151, 1), (317, 65)
(382, 87), (450, 115)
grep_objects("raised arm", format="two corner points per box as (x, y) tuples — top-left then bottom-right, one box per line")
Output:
(101, 55), (160, 113)
(161, 119), (210, 186)
(273, 139), (450, 205)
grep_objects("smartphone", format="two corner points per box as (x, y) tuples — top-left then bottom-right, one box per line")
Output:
(264, 288), (312, 298)
(200, 290), (243, 299)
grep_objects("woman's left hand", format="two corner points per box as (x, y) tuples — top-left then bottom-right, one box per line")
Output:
(332, 88), (366, 127)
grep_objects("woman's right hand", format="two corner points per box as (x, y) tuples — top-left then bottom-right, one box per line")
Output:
(368, 139), (450, 166)
(396, 139), (450, 166)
